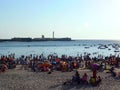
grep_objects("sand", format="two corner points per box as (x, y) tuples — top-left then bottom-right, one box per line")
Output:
(0, 65), (120, 90)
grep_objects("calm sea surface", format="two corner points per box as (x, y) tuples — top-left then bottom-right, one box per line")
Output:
(0, 40), (120, 58)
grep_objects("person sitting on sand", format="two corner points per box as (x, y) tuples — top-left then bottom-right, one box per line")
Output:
(72, 75), (76, 82)
(110, 67), (116, 77)
(72, 70), (80, 84)
(96, 76), (102, 84)
(82, 73), (88, 84)
(1, 63), (7, 72)
(110, 67), (114, 72)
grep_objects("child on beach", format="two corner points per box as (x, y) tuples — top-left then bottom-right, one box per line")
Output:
(82, 73), (88, 84)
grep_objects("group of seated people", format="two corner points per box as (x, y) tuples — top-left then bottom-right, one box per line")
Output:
(0, 55), (16, 73)
(0, 63), (7, 73)
(64, 70), (102, 86)
(110, 66), (120, 78)
(71, 71), (88, 84)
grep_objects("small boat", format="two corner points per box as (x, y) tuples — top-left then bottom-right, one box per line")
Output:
(98, 45), (108, 49)
(27, 45), (30, 47)
(114, 50), (119, 52)
(84, 46), (90, 49)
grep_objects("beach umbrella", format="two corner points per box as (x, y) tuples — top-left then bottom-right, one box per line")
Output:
(91, 63), (100, 69)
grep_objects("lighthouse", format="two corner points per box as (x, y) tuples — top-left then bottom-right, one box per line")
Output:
(53, 31), (54, 39)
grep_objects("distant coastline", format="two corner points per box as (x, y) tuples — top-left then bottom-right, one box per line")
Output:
(0, 37), (72, 42)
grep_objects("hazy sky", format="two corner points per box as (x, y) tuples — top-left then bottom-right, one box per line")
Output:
(0, 0), (120, 40)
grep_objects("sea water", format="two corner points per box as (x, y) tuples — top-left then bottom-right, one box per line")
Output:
(0, 40), (120, 58)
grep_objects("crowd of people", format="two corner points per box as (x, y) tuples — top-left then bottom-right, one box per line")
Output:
(69, 70), (102, 86)
(0, 54), (16, 73)
(15, 53), (120, 73)
(1, 53), (120, 73)
(1, 53), (120, 86)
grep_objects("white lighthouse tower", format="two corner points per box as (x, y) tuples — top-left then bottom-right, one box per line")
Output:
(53, 31), (54, 39)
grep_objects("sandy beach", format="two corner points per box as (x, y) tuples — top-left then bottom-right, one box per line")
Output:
(0, 65), (120, 90)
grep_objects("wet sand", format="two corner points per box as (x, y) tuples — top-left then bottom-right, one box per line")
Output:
(0, 65), (120, 90)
